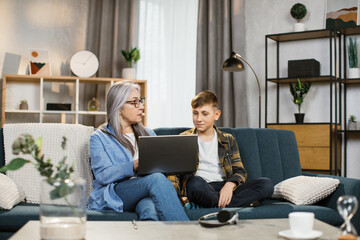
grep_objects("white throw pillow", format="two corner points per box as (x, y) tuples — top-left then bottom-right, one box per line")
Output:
(272, 175), (340, 205)
(0, 173), (25, 210)
(4, 123), (94, 204)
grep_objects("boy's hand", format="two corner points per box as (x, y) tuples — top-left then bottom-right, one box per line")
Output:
(218, 182), (236, 208)
(133, 159), (139, 172)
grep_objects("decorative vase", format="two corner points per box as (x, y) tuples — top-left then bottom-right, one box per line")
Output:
(348, 121), (357, 130)
(348, 68), (360, 79)
(122, 68), (136, 79)
(293, 23), (305, 32)
(19, 103), (28, 110)
(40, 177), (87, 240)
(87, 97), (100, 111)
(295, 113), (305, 124)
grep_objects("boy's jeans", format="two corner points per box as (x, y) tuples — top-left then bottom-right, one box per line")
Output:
(186, 176), (274, 208)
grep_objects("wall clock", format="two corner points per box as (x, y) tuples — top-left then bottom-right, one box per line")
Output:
(70, 50), (99, 77)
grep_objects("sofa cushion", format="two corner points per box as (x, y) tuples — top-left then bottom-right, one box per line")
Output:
(272, 176), (340, 205)
(3, 123), (94, 204)
(0, 173), (25, 210)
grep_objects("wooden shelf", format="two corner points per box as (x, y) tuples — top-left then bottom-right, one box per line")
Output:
(337, 26), (360, 35)
(42, 111), (76, 114)
(340, 79), (360, 84)
(5, 110), (41, 114)
(78, 111), (107, 115)
(267, 29), (335, 42)
(267, 75), (335, 83)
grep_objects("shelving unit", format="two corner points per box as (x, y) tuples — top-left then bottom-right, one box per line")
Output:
(265, 29), (341, 175)
(338, 26), (360, 177)
(2, 75), (147, 128)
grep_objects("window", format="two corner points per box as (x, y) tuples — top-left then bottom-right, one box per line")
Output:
(136, 0), (198, 128)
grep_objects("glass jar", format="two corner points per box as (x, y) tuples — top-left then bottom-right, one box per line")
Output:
(40, 177), (87, 240)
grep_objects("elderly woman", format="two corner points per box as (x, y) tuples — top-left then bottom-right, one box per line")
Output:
(88, 80), (188, 221)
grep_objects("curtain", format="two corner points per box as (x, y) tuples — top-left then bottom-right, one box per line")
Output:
(136, 0), (199, 128)
(84, 0), (137, 127)
(196, 0), (248, 127)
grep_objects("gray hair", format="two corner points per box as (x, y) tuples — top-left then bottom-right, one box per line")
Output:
(104, 80), (149, 156)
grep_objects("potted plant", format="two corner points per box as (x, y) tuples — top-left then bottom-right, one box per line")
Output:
(0, 134), (86, 240)
(347, 37), (360, 78)
(19, 100), (28, 110)
(348, 115), (357, 130)
(121, 47), (140, 80)
(289, 78), (312, 123)
(290, 3), (307, 32)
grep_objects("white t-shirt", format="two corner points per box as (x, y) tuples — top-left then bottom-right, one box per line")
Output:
(125, 133), (138, 160)
(195, 130), (224, 182)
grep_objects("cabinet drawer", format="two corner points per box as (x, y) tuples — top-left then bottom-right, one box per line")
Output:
(299, 147), (329, 170)
(267, 124), (330, 147)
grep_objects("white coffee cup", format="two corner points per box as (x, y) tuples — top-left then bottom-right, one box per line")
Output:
(289, 212), (314, 236)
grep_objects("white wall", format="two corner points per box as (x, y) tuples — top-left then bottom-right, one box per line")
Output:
(244, 0), (360, 179)
(0, 0), (89, 77)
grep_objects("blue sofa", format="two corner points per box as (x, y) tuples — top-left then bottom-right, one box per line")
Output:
(0, 127), (359, 239)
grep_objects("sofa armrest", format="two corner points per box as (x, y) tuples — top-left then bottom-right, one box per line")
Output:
(303, 172), (360, 232)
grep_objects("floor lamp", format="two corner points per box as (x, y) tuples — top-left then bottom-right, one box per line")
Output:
(222, 52), (261, 128)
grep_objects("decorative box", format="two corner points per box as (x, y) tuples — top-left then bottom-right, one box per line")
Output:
(46, 103), (71, 111)
(288, 59), (320, 78)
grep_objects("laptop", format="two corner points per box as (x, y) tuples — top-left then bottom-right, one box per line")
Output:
(137, 135), (198, 176)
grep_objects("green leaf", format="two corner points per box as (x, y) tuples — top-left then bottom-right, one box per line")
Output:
(35, 137), (43, 155)
(0, 158), (30, 172)
(61, 137), (67, 150)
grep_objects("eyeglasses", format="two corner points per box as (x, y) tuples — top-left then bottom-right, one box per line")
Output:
(126, 97), (145, 108)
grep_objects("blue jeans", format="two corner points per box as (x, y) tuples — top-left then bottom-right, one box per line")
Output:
(114, 173), (189, 221)
(186, 176), (274, 208)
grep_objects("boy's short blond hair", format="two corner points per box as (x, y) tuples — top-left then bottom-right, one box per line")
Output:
(191, 90), (218, 109)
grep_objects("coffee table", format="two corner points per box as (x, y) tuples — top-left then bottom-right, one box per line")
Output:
(9, 218), (339, 240)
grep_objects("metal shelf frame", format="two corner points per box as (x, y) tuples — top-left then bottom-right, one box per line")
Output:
(265, 28), (342, 175)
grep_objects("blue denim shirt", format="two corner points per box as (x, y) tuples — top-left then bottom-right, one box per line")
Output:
(87, 123), (156, 212)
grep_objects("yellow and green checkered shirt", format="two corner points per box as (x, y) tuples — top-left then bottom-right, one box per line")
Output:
(167, 126), (247, 197)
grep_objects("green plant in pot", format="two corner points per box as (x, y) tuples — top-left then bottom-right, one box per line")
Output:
(290, 3), (307, 32)
(121, 47), (140, 80)
(19, 99), (28, 110)
(289, 78), (312, 124)
(348, 115), (357, 130)
(348, 37), (359, 78)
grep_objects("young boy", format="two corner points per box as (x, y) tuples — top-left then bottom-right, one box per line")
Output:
(179, 90), (274, 208)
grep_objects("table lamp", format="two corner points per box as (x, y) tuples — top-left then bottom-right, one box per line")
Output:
(222, 52), (261, 128)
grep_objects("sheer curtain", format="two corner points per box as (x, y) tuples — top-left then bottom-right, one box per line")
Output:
(136, 0), (199, 128)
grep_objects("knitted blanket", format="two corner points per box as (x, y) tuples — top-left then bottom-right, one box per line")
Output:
(4, 123), (94, 204)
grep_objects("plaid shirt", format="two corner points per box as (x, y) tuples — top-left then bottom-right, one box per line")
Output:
(167, 126), (247, 196)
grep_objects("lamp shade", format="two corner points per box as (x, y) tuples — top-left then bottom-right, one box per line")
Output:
(221, 52), (245, 72)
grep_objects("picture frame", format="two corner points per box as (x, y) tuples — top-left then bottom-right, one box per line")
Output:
(325, 0), (359, 29)
(28, 49), (52, 76)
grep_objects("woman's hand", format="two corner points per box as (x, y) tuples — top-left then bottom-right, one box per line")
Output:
(218, 182), (236, 208)
(133, 159), (139, 172)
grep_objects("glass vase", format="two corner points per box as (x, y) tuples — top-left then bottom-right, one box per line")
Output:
(40, 177), (87, 240)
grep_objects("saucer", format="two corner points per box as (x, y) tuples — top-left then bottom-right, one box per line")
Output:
(278, 229), (323, 240)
